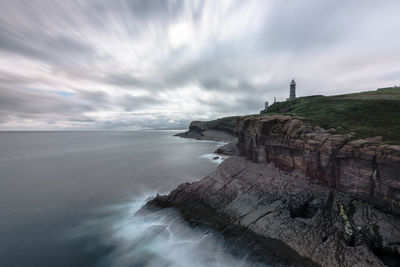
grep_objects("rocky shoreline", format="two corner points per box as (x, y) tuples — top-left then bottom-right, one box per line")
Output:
(142, 115), (400, 266)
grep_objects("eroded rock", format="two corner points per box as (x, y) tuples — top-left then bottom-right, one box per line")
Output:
(237, 115), (400, 215)
(144, 157), (400, 267)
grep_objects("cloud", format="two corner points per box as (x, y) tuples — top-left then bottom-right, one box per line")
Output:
(0, 0), (399, 130)
(0, 27), (95, 64)
(0, 87), (90, 116)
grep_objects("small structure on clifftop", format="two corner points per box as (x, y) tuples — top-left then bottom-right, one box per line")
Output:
(261, 80), (297, 113)
(287, 79), (296, 100)
(261, 101), (269, 113)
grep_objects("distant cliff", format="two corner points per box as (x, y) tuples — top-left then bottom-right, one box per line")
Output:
(175, 116), (238, 141)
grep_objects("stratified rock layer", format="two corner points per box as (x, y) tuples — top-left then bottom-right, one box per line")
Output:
(146, 157), (400, 266)
(146, 114), (400, 266)
(237, 115), (400, 215)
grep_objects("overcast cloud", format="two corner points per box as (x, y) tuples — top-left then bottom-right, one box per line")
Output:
(0, 0), (399, 130)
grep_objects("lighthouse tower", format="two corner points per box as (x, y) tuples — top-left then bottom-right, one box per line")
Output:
(287, 79), (296, 100)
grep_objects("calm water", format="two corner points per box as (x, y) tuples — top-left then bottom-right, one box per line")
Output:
(0, 131), (279, 267)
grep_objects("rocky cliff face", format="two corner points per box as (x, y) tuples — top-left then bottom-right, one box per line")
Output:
(144, 114), (400, 266)
(237, 114), (400, 215)
(146, 157), (400, 267)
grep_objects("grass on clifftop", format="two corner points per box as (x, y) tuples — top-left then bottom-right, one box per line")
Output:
(261, 87), (400, 144)
(202, 116), (238, 128)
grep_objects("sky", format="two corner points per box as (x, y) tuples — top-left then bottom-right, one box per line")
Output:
(0, 0), (399, 130)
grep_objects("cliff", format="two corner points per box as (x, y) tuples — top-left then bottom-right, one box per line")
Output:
(237, 114), (400, 216)
(146, 100), (400, 266)
(175, 116), (238, 141)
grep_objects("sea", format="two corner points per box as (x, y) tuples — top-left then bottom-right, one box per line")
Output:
(0, 131), (283, 267)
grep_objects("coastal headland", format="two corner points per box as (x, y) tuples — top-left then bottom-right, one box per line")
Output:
(143, 88), (400, 266)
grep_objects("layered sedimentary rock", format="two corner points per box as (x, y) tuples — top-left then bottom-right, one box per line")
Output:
(237, 115), (400, 215)
(148, 114), (400, 266)
(146, 157), (400, 266)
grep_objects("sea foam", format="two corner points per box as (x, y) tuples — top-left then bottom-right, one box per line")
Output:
(75, 194), (266, 267)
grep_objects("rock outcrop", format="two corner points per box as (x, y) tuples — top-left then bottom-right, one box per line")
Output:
(145, 114), (400, 266)
(146, 157), (400, 266)
(237, 115), (400, 215)
(176, 116), (238, 141)
(214, 138), (240, 155)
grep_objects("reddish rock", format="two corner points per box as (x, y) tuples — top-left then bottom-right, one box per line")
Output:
(237, 114), (400, 215)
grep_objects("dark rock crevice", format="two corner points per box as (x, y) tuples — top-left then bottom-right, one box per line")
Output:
(289, 197), (323, 219)
(371, 244), (400, 267)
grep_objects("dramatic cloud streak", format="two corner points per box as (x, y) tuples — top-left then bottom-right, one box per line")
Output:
(0, 0), (399, 130)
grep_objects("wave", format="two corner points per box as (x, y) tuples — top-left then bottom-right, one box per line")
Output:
(71, 194), (271, 267)
(200, 153), (228, 164)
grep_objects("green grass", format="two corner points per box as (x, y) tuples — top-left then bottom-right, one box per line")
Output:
(203, 116), (238, 129)
(261, 87), (400, 144)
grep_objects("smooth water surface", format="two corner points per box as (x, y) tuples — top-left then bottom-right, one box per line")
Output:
(0, 131), (281, 267)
